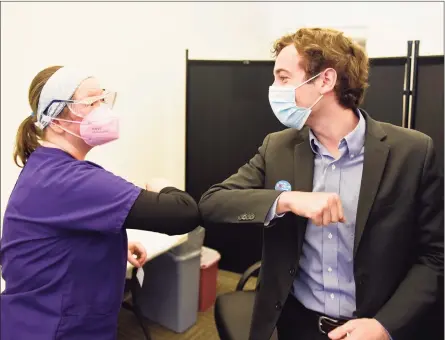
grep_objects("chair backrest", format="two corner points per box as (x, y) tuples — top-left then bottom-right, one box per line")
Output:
(236, 261), (262, 291)
(255, 266), (261, 291)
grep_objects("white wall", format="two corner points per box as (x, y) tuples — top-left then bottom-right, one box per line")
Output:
(258, 2), (444, 58)
(1, 2), (443, 226)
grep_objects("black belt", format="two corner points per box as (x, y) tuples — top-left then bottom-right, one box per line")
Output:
(317, 314), (348, 335)
(286, 295), (349, 335)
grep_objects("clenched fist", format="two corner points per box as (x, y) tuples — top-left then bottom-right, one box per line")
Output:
(277, 191), (346, 226)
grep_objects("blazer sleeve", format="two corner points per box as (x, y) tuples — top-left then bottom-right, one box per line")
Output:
(123, 187), (200, 235)
(374, 137), (444, 338)
(199, 134), (282, 225)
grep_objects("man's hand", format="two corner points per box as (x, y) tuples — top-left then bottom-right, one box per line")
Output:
(127, 242), (147, 268)
(145, 178), (174, 193)
(328, 318), (390, 340)
(277, 191), (346, 226)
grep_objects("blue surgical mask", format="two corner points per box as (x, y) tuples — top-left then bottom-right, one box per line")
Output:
(268, 73), (323, 130)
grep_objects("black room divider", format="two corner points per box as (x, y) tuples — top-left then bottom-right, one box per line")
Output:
(186, 46), (444, 274)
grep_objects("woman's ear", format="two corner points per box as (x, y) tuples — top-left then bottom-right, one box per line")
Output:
(47, 107), (70, 134)
(47, 120), (65, 135)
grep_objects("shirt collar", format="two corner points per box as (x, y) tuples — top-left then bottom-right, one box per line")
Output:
(309, 109), (366, 157)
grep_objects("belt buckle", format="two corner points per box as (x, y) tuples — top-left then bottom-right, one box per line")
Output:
(318, 315), (340, 335)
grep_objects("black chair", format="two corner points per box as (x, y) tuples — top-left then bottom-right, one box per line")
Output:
(122, 267), (151, 340)
(214, 261), (265, 340)
(215, 263), (444, 340)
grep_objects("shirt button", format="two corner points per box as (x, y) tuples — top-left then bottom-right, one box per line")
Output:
(328, 267), (332, 272)
(275, 301), (282, 310)
(289, 268), (296, 276)
(330, 293), (335, 299)
(328, 233), (333, 239)
(332, 165), (336, 170)
(350, 154), (354, 158)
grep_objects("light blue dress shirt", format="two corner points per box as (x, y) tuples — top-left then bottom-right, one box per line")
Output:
(265, 112), (392, 338)
(266, 111), (366, 318)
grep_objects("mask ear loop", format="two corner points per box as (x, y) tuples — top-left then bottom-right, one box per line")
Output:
(307, 68), (336, 110)
(51, 117), (82, 125)
(309, 94), (323, 110)
(48, 117), (86, 140)
(295, 72), (322, 89)
(294, 72), (323, 110)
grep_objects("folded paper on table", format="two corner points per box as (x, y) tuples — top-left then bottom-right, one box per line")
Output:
(126, 230), (189, 279)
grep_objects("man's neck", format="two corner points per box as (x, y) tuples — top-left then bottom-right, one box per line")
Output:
(308, 106), (359, 157)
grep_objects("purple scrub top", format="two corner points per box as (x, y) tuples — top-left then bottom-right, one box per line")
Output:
(1, 146), (141, 340)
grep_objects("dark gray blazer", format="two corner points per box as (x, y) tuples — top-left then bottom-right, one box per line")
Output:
(199, 110), (443, 340)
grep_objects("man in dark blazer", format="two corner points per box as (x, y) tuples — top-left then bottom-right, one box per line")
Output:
(199, 28), (443, 340)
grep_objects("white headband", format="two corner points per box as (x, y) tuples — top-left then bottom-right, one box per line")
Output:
(36, 66), (93, 129)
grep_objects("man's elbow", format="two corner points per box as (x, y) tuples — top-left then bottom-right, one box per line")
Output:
(199, 188), (212, 205)
(198, 186), (223, 215)
(198, 193), (216, 223)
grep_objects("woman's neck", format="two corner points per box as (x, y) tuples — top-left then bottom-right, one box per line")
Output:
(41, 139), (88, 160)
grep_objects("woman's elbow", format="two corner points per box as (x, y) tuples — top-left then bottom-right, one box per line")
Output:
(177, 199), (201, 234)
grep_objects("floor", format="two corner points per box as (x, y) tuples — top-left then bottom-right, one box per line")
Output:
(117, 270), (257, 340)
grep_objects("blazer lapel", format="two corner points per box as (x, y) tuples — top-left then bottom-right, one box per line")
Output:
(354, 114), (389, 256)
(293, 130), (315, 252)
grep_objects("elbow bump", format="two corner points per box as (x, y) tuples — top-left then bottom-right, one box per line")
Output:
(190, 202), (201, 224)
(182, 200), (200, 231)
(199, 187), (221, 205)
(198, 194), (213, 212)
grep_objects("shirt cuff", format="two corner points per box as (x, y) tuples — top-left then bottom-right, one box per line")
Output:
(264, 195), (286, 226)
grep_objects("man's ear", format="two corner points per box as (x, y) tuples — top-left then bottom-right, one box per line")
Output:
(319, 68), (337, 95)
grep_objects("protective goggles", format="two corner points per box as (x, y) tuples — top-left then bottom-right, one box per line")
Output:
(42, 90), (117, 117)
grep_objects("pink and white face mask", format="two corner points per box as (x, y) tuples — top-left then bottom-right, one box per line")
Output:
(78, 105), (120, 146)
(51, 105), (120, 146)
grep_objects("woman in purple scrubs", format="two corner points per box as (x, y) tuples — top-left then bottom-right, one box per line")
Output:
(0, 66), (200, 340)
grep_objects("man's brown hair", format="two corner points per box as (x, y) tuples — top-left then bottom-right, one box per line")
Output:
(272, 28), (369, 110)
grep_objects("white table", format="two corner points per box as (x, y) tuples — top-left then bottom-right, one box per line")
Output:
(125, 230), (188, 279)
